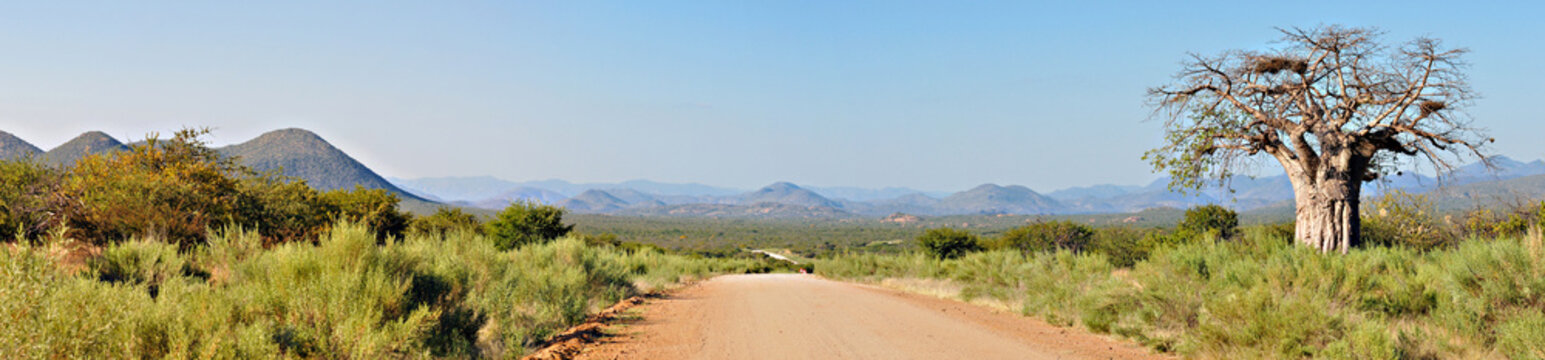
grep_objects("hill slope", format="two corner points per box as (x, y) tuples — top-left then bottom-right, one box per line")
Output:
(43, 131), (128, 166)
(219, 128), (424, 201)
(0, 130), (42, 160)
(739, 182), (843, 208)
(938, 184), (1065, 215)
(557, 190), (633, 213)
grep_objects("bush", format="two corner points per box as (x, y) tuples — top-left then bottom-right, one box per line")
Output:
(89, 240), (188, 296)
(991, 220), (1095, 254)
(320, 186), (412, 241)
(0, 220), (764, 358)
(409, 207), (482, 237)
(0, 159), (60, 241)
(60, 129), (247, 246)
(1361, 190), (1452, 250)
(235, 174), (333, 244)
(916, 227), (982, 260)
(1178, 204), (1238, 239)
(1087, 226), (1157, 268)
(485, 200), (574, 251)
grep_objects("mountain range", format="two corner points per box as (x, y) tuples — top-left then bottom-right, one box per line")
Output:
(391, 155), (1545, 218)
(7, 127), (1545, 219)
(1, 128), (427, 204)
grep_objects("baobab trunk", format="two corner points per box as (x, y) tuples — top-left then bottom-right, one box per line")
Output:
(1291, 176), (1361, 254)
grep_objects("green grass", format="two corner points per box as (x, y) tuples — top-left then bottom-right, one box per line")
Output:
(0, 221), (769, 359)
(817, 227), (1545, 359)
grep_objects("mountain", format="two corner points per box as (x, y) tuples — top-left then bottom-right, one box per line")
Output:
(844, 193), (944, 216)
(388, 177), (744, 204)
(1047, 184), (1144, 201)
(464, 187), (567, 209)
(389, 176), (521, 202)
(739, 182), (843, 208)
(0, 130), (42, 160)
(219, 128), (424, 201)
(43, 131), (128, 166)
(807, 186), (949, 201)
(938, 184), (1064, 215)
(556, 190), (632, 213)
(615, 202), (852, 219)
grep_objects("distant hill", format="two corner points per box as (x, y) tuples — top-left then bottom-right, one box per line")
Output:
(807, 186), (949, 201)
(0, 130), (42, 160)
(218, 128), (425, 201)
(43, 131), (128, 166)
(615, 202), (853, 219)
(388, 176), (522, 202)
(1047, 184), (1144, 201)
(739, 182), (843, 208)
(461, 187), (567, 209)
(843, 193), (944, 216)
(556, 190), (633, 213)
(937, 184), (1064, 215)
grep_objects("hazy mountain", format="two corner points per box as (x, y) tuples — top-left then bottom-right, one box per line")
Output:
(613, 180), (743, 197)
(615, 202), (852, 219)
(219, 128), (424, 201)
(556, 190), (631, 213)
(739, 182), (843, 208)
(0, 130), (42, 160)
(843, 193), (944, 216)
(1047, 184), (1144, 201)
(807, 186), (948, 201)
(938, 184), (1064, 215)
(464, 187), (568, 209)
(43, 131), (128, 166)
(389, 176), (520, 202)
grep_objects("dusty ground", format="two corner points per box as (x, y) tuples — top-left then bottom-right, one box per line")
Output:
(574, 274), (1169, 360)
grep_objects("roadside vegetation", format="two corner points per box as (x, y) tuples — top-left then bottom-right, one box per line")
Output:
(818, 196), (1545, 359)
(0, 129), (797, 358)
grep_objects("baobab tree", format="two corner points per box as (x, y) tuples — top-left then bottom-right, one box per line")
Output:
(1146, 26), (1489, 254)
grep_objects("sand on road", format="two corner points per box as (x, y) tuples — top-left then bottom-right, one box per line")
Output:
(575, 274), (1168, 360)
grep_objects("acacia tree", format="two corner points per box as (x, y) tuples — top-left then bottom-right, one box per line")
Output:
(1146, 26), (1488, 253)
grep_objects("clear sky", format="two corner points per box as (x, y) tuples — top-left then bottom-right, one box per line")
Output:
(1, 1), (1541, 192)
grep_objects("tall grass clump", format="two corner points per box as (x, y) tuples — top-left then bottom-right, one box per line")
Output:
(0, 220), (766, 359)
(820, 222), (1545, 358)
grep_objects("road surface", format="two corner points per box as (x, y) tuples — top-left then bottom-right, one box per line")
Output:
(575, 274), (1167, 360)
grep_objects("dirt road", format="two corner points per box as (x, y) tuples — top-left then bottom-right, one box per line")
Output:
(576, 274), (1167, 360)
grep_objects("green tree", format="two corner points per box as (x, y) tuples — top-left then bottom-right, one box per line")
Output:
(0, 159), (60, 242)
(320, 186), (411, 241)
(993, 220), (1095, 253)
(235, 173), (333, 244)
(916, 228), (982, 260)
(1178, 204), (1239, 239)
(409, 207), (482, 238)
(61, 129), (246, 246)
(1361, 190), (1452, 250)
(485, 200), (573, 251)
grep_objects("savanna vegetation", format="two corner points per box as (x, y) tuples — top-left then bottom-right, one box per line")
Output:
(0, 129), (800, 358)
(819, 195), (1545, 359)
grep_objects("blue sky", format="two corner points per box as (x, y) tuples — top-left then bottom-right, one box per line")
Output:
(1, 1), (1541, 192)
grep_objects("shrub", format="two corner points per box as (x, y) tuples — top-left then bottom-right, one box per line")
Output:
(1178, 204), (1238, 239)
(235, 174), (333, 244)
(0, 159), (60, 242)
(992, 220), (1095, 254)
(60, 129), (247, 246)
(409, 207), (483, 237)
(916, 227), (982, 260)
(89, 240), (188, 297)
(485, 200), (574, 251)
(1361, 190), (1452, 250)
(320, 186), (412, 241)
(1087, 226), (1156, 267)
